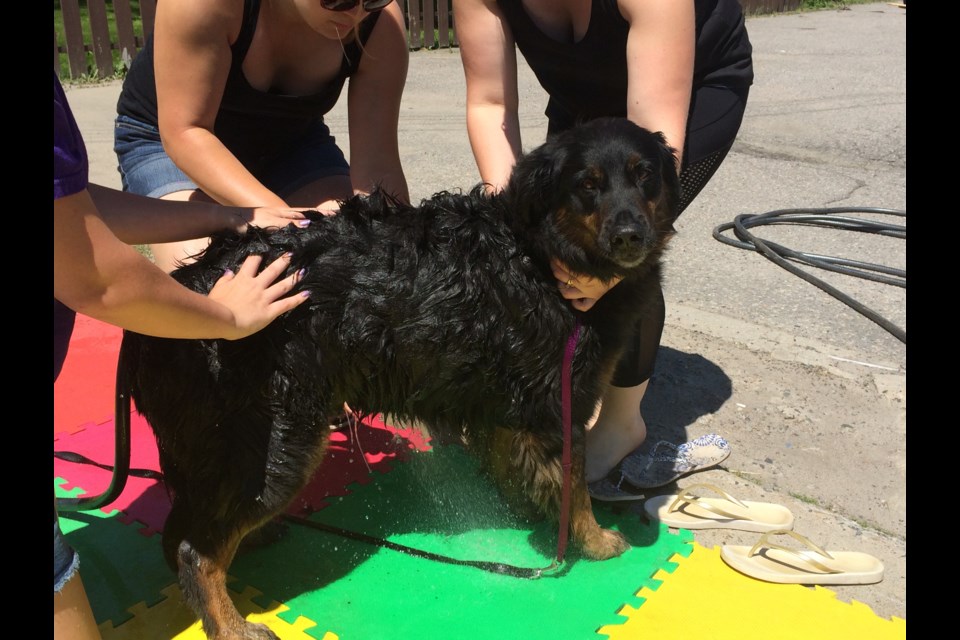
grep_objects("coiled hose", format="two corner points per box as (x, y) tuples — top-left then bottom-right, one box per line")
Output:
(712, 207), (905, 344)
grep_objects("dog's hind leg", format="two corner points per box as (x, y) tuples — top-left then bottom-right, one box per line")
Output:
(159, 498), (276, 639)
(490, 428), (630, 560)
(171, 423), (331, 639)
(177, 536), (279, 640)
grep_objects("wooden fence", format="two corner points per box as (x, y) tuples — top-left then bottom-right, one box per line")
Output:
(54, 0), (801, 81)
(55, 0), (154, 81)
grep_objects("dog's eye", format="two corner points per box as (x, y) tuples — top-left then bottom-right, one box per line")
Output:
(580, 177), (598, 191)
(632, 164), (652, 183)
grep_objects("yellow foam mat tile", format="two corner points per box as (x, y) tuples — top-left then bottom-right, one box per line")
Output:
(598, 542), (906, 640)
(100, 581), (336, 640)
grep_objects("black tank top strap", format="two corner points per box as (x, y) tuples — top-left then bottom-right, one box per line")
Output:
(232, 0), (261, 65)
(342, 9), (382, 74)
(359, 8), (382, 45)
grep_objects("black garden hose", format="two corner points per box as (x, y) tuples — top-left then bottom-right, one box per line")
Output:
(712, 207), (905, 344)
(54, 345), (138, 512)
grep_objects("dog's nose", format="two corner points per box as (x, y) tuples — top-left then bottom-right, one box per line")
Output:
(609, 223), (647, 254)
(606, 211), (652, 266)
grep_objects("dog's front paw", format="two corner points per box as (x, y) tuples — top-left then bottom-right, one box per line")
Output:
(235, 621), (280, 640)
(580, 527), (630, 560)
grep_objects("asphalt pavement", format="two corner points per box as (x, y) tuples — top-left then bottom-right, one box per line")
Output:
(62, 2), (907, 624)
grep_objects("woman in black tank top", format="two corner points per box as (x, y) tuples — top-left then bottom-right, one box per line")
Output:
(115, 0), (410, 273)
(454, 0), (753, 501)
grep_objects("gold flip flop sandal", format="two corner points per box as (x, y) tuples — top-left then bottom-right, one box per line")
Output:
(644, 483), (795, 532)
(721, 529), (885, 585)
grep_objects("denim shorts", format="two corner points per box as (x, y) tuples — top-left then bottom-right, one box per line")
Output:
(114, 114), (351, 199)
(54, 503), (79, 592)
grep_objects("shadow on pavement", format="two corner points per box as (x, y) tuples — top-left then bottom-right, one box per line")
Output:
(642, 346), (732, 445)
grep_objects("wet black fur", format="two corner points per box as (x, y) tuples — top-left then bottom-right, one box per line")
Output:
(120, 117), (679, 639)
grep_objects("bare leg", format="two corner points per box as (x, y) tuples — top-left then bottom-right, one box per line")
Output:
(285, 175), (353, 210)
(584, 380), (648, 482)
(149, 189), (218, 273)
(54, 572), (103, 640)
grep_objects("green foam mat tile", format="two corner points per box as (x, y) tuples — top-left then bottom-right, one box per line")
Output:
(227, 445), (692, 640)
(56, 477), (173, 628)
(59, 476), (338, 639)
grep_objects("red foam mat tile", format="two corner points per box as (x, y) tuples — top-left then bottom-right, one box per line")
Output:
(55, 314), (123, 436)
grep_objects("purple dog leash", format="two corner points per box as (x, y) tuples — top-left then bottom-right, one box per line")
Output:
(555, 318), (582, 566)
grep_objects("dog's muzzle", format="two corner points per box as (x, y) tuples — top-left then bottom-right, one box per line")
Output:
(604, 216), (653, 267)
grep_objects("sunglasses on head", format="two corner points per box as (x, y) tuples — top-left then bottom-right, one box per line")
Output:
(321, 0), (393, 11)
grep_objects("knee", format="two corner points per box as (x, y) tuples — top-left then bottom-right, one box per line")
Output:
(53, 512), (80, 593)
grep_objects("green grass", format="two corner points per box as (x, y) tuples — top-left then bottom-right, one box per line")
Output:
(800, 0), (880, 10)
(134, 244), (154, 261)
(800, 0), (853, 8)
(54, 0), (144, 82)
(742, 0), (876, 16)
(409, 28), (458, 50)
(787, 491), (819, 506)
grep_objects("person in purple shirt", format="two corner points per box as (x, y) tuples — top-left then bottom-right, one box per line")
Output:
(54, 71), (311, 638)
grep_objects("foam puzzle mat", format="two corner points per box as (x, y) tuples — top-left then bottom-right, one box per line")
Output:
(54, 314), (906, 639)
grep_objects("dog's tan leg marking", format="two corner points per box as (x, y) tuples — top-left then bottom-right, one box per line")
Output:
(180, 535), (279, 640)
(482, 427), (541, 520)
(492, 429), (629, 559)
(487, 427), (519, 489)
(568, 466), (630, 560)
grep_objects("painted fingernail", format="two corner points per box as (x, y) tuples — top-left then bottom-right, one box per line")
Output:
(300, 290), (311, 298)
(297, 219), (311, 227)
(284, 252), (293, 259)
(297, 268), (306, 279)
(224, 269), (234, 277)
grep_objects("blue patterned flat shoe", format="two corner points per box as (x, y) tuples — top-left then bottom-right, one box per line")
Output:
(619, 434), (731, 489)
(587, 472), (646, 502)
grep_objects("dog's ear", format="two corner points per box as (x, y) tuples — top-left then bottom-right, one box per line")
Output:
(503, 138), (571, 226)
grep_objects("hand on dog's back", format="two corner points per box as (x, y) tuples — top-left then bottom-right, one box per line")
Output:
(207, 251), (309, 339)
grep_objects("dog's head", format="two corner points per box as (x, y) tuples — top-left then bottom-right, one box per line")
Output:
(502, 117), (679, 281)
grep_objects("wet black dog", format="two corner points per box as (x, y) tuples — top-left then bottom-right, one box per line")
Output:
(120, 117), (679, 639)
